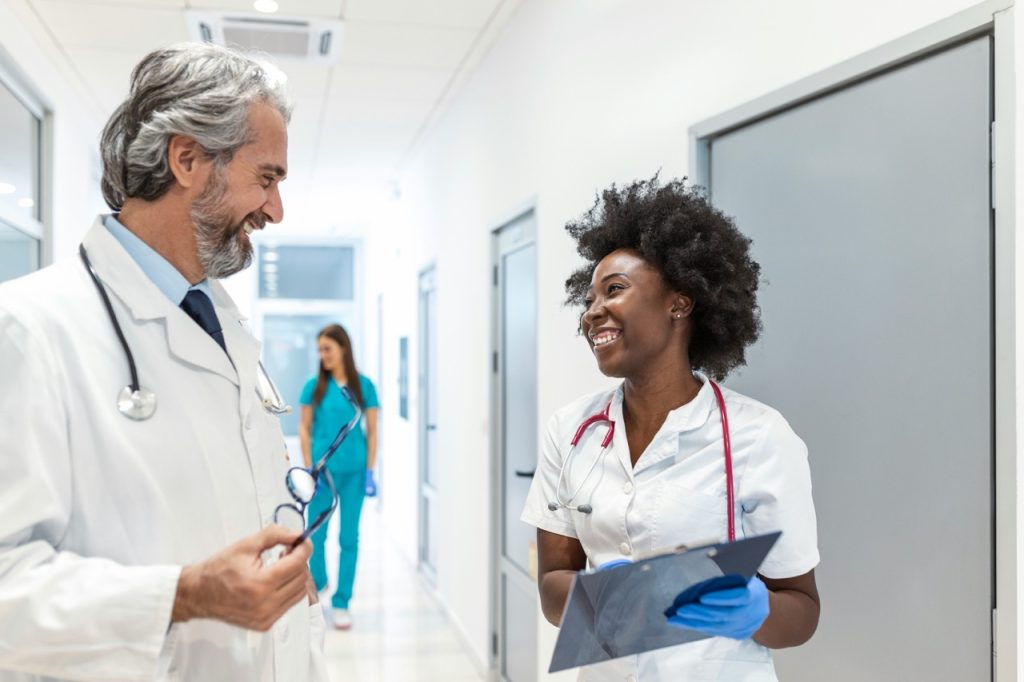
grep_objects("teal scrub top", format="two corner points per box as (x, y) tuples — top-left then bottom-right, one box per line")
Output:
(300, 374), (379, 473)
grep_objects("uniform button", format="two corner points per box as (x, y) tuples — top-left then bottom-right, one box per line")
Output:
(623, 481), (634, 494)
(619, 542), (630, 555)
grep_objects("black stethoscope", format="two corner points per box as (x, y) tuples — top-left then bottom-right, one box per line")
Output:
(79, 244), (291, 421)
(547, 380), (737, 542)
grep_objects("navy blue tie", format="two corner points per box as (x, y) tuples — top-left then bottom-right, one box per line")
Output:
(180, 289), (227, 354)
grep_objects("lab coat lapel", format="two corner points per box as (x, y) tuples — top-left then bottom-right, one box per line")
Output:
(82, 218), (239, 386)
(209, 280), (259, 406)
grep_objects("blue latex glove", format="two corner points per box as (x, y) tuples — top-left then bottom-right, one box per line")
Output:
(365, 469), (378, 497)
(666, 575), (769, 640)
(594, 558), (631, 572)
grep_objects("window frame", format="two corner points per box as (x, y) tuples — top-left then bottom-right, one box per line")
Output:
(0, 57), (48, 267)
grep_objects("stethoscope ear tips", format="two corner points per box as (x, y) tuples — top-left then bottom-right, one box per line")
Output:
(547, 502), (560, 512)
(578, 504), (593, 514)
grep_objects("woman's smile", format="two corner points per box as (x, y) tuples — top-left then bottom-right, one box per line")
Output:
(589, 327), (622, 352)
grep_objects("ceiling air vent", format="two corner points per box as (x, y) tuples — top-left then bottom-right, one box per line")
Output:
(185, 10), (344, 64)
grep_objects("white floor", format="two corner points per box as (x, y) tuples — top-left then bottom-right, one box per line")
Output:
(320, 506), (488, 682)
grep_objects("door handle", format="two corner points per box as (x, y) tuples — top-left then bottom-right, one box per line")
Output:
(514, 469), (536, 478)
(426, 424), (438, 431)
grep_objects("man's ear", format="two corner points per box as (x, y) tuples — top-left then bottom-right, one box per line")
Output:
(167, 135), (208, 189)
(670, 293), (695, 320)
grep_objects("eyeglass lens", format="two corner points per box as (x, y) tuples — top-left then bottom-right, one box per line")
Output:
(286, 468), (317, 504)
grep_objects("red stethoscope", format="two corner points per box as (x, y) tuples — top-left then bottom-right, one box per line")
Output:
(547, 380), (737, 542)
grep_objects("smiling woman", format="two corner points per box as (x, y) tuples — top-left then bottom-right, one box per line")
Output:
(565, 176), (761, 381)
(521, 176), (820, 682)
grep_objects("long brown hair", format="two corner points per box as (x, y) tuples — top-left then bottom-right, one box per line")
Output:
(312, 323), (365, 409)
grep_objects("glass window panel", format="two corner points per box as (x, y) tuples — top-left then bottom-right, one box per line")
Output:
(0, 222), (39, 283)
(261, 313), (356, 437)
(259, 245), (354, 300)
(0, 81), (41, 221)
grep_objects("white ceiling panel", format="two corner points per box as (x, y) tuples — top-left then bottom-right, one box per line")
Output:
(33, 1), (189, 50)
(283, 97), (321, 168)
(344, 0), (500, 29)
(276, 63), (331, 100)
(323, 95), (433, 129)
(63, 47), (151, 114)
(314, 115), (419, 166)
(339, 23), (476, 69)
(37, 0), (185, 7)
(188, 0), (344, 18)
(329, 64), (450, 102)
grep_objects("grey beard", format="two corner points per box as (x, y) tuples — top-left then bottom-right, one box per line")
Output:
(191, 168), (258, 279)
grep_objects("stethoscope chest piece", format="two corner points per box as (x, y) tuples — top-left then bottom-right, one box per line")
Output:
(117, 385), (157, 420)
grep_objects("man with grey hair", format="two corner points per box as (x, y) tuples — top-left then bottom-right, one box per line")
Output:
(0, 43), (330, 681)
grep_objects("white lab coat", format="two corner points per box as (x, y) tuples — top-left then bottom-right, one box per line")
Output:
(522, 378), (819, 682)
(0, 218), (329, 682)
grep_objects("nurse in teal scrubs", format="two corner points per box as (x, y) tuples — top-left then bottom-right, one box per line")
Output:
(299, 323), (380, 630)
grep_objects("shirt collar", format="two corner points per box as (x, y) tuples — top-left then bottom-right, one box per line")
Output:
(102, 213), (213, 305)
(610, 371), (717, 435)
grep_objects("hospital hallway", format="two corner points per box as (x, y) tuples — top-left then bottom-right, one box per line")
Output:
(0, 0), (1019, 680)
(321, 508), (486, 682)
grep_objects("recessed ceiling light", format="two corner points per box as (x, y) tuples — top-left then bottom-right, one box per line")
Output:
(17, 197), (34, 208)
(253, 0), (279, 13)
(0, 183), (15, 195)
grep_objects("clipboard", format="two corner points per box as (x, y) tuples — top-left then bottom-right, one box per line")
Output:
(549, 531), (781, 673)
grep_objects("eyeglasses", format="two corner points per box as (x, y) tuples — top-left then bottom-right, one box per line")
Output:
(274, 385), (363, 546)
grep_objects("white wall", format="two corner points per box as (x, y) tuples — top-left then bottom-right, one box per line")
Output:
(390, 0), (1000, 677)
(0, 0), (105, 263)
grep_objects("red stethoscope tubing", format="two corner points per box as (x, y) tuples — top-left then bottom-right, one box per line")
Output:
(708, 381), (736, 543)
(570, 380), (736, 542)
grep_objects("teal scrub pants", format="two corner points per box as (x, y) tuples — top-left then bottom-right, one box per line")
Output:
(308, 469), (366, 609)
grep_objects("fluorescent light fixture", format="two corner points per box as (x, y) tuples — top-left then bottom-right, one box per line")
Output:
(0, 183), (15, 195)
(17, 197), (34, 208)
(253, 0), (278, 13)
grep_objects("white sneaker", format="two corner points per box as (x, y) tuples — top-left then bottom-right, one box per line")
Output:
(331, 608), (353, 630)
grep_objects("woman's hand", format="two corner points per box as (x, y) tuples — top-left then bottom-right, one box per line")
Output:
(537, 529), (588, 625)
(666, 575), (769, 640)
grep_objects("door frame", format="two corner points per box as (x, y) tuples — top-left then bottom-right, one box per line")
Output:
(490, 207), (539, 680)
(689, 2), (1015, 678)
(418, 265), (438, 584)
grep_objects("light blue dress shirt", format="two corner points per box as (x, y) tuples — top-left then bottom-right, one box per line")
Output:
(102, 214), (213, 304)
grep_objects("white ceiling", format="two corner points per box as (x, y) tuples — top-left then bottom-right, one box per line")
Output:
(25, 0), (522, 228)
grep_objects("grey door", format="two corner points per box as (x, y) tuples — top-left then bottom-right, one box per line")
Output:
(493, 214), (538, 682)
(706, 38), (992, 681)
(419, 268), (439, 580)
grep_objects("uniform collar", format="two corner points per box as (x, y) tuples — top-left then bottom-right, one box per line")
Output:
(609, 373), (716, 432)
(610, 372), (718, 475)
